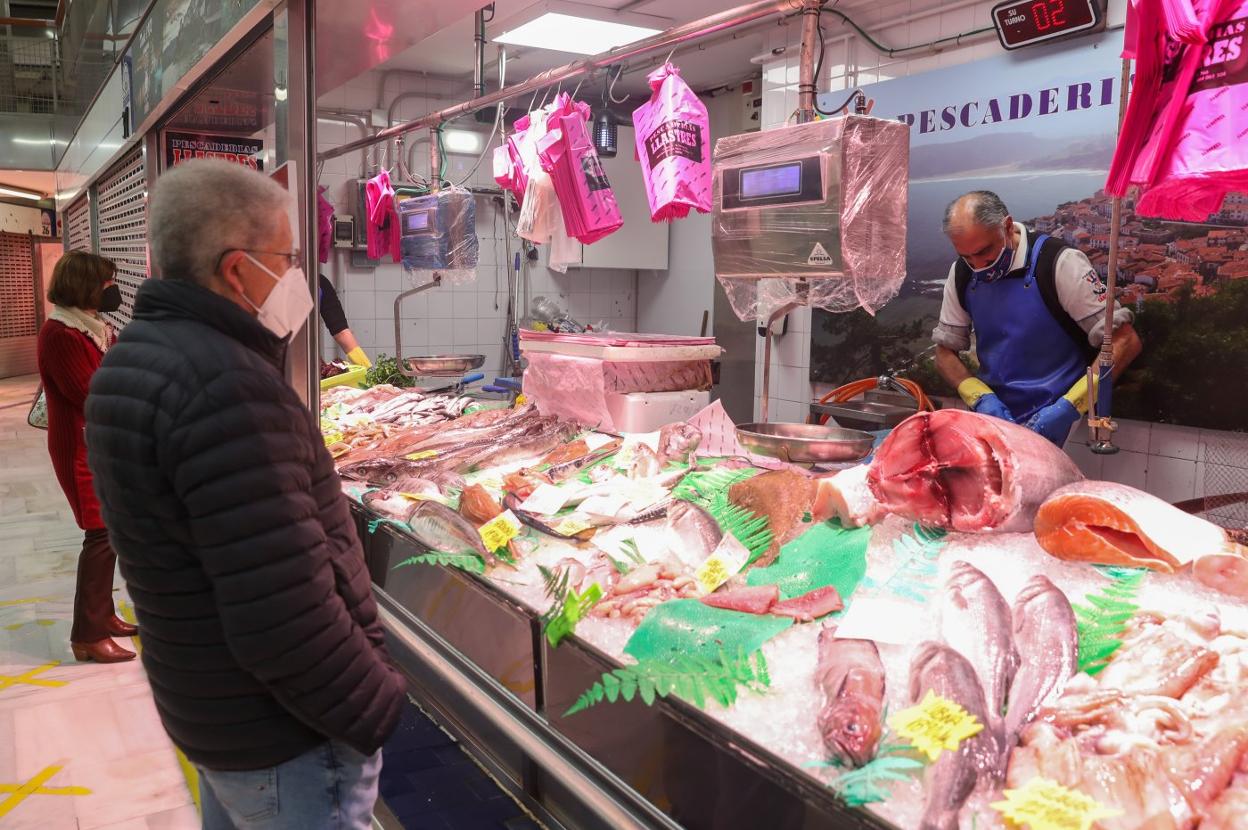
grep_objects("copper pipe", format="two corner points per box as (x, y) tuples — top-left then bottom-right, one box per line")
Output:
(796, 0), (821, 123)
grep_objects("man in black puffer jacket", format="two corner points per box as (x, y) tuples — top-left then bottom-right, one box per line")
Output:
(84, 159), (405, 830)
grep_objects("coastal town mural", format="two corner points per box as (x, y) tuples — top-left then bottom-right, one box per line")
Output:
(810, 31), (1248, 431)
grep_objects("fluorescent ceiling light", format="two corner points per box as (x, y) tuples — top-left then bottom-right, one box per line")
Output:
(442, 129), (484, 155)
(494, 2), (666, 56)
(12, 137), (64, 146)
(0, 185), (44, 200)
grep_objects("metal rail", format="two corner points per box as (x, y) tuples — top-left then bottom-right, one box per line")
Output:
(317, 0), (799, 163)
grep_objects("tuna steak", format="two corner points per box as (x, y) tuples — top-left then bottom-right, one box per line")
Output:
(1035, 480), (1246, 575)
(813, 464), (886, 528)
(868, 409), (1083, 532)
(700, 584), (780, 614)
(770, 586), (843, 622)
(815, 631), (886, 768)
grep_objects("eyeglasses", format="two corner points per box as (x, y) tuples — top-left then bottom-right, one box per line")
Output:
(215, 249), (301, 272)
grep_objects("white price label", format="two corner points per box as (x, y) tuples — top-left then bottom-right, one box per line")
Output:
(518, 483), (572, 516)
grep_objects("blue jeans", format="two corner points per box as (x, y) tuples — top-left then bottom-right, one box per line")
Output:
(197, 741), (382, 830)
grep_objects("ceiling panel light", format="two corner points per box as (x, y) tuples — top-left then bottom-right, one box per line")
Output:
(494, 2), (667, 56)
(0, 185), (44, 200)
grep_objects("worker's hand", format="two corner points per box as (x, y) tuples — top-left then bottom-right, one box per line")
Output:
(1025, 398), (1081, 446)
(971, 393), (1015, 422)
(346, 347), (372, 368)
(958, 378), (1014, 422)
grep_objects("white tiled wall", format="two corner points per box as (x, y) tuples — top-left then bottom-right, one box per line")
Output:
(315, 73), (638, 380)
(748, 0), (1248, 508)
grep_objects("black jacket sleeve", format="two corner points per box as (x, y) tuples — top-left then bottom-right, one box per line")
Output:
(167, 367), (404, 754)
(318, 274), (349, 337)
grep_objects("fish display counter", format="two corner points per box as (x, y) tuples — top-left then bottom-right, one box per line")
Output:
(324, 384), (1248, 830)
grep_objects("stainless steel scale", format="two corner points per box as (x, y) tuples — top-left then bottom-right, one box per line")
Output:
(710, 114), (909, 463)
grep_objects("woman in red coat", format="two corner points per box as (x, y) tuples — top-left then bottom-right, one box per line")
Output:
(36, 251), (137, 663)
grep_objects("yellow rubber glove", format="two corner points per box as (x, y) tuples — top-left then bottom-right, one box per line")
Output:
(1061, 374), (1098, 415)
(346, 346), (372, 368)
(956, 377), (994, 409)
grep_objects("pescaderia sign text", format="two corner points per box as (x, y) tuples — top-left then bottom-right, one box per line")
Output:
(889, 75), (1118, 135)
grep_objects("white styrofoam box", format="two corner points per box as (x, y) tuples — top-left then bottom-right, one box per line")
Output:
(605, 390), (712, 433)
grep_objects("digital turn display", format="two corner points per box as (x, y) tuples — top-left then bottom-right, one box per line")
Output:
(991, 0), (1104, 50)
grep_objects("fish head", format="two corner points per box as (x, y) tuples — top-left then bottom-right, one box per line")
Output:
(819, 697), (884, 768)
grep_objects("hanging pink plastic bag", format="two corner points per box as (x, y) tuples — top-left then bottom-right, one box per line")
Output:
(538, 93), (623, 245)
(631, 62), (712, 222)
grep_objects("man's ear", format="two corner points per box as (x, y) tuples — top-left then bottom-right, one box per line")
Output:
(217, 249), (248, 298)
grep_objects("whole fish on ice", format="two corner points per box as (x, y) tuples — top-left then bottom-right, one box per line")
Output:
(1003, 574), (1077, 749)
(909, 642), (1003, 830)
(940, 561), (1018, 737)
(407, 500), (495, 565)
(869, 409), (1083, 532)
(815, 630), (886, 768)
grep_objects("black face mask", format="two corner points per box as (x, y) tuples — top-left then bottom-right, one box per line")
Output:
(98, 284), (122, 313)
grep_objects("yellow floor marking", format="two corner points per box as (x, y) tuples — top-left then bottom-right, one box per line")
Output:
(116, 600), (201, 813)
(0, 765), (91, 818)
(0, 597), (56, 608)
(2, 619), (56, 631)
(0, 662), (66, 691)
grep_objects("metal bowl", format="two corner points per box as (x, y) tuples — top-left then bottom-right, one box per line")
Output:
(402, 354), (485, 377)
(736, 422), (874, 464)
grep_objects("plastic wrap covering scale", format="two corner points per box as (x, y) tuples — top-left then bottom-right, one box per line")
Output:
(398, 187), (479, 287)
(711, 115), (909, 322)
(95, 149), (148, 329)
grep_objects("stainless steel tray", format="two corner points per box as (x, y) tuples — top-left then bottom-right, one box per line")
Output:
(402, 354), (485, 377)
(737, 422), (874, 464)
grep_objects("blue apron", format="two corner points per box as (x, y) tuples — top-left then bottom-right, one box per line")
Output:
(963, 234), (1088, 423)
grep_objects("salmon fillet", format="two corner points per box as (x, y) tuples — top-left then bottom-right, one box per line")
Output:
(1035, 481), (1248, 578)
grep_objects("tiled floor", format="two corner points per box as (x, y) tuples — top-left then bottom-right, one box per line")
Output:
(0, 374), (198, 829)
(0, 373), (540, 830)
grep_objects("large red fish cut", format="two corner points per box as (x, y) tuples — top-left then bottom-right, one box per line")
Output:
(868, 410), (1083, 532)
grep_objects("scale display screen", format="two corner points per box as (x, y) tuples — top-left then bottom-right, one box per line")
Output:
(404, 211), (431, 232)
(991, 0), (1103, 49)
(740, 162), (803, 200)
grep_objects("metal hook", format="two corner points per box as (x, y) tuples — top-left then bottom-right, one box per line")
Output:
(663, 47), (677, 65)
(571, 78), (584, 100)
(527, 86), (541, 113)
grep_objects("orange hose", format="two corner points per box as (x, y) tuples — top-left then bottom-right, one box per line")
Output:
(815, 377), (934, 425)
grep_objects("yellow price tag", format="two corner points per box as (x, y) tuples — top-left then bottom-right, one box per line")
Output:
(694, 533), (751, 594)
(323, 431), (343, 447)
(479, 510), (521, 551)
(887, 691), (984, 762)
(514, 393), (528, 408)
(405, 449), (439, 461)
(554, 516), (593, 536)
(991, 777), (1123, 830)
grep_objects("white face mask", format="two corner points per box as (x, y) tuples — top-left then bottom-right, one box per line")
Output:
(240, 253), (313, 340)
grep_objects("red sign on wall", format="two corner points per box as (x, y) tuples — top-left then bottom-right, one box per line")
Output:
(164, 131), (264, 170)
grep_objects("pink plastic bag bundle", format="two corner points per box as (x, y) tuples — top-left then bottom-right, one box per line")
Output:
(1108, 0), (1248, 220)
(631, 63), (712, 222)
(537, 93), (623, 245)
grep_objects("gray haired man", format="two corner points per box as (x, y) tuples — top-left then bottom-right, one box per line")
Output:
(84, 159), (405, 829)
(932, 190), (1142, 446)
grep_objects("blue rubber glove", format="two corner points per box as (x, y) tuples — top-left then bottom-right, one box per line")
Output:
(971, 392), (1015, 422)
(1025, 397), (1081, 446)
